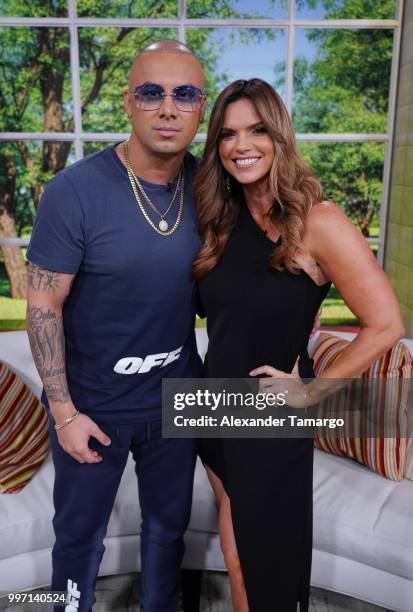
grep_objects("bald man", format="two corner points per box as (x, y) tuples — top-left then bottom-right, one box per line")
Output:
(26, 40), (207, 612)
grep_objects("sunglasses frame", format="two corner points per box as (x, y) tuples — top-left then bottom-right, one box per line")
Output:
(129, 83), (206, 112)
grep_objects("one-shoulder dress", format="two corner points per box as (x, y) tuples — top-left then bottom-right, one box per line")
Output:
(197, 201), (331, 611)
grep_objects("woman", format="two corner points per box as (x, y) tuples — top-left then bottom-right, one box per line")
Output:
(193, 79), (404, 612)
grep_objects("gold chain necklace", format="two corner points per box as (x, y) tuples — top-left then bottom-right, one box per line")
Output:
(127, 143), (183, 224)
(123, 142), (185, 236)
(134, 166), (182, 223)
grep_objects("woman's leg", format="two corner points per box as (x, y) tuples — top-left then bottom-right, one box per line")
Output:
(205, 465), (249, 612)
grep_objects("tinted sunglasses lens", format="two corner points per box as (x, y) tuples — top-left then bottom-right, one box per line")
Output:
(174, 86), (202, 111)
(135, 84), (164, 109)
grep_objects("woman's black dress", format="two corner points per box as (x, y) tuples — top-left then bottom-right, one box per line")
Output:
(198, 202), (331, 612)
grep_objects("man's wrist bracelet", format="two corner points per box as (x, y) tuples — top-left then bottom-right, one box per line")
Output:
(54, 410), (80, 431)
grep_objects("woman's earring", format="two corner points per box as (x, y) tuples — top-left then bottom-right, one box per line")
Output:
(225, 176), (231, 193)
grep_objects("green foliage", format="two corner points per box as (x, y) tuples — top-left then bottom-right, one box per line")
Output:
(300, 141), (384, 234)
(187, 0), (247, 19)
(0, 0), (396, 321)
(0, 0), (67, 17)
(188, 141), (206, 159)
(296, 0), (395, 19)
(0, 296), (26, 324)
(0, 0), (276, 229)
(0, 143), (41, 234)
(79, 25), (179, 132)
(292, 0), (394, 236)
(0, 27), (72, 132)
(77, 0), (177, 18)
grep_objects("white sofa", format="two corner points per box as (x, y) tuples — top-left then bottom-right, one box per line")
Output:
(0, 329), (412, 611)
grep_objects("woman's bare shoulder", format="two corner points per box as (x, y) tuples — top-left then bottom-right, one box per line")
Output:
(307, 200), (346, 224)
(302, 199), (373, 279)
(305, 200), (358, 242)
(294, 202), (342, 286)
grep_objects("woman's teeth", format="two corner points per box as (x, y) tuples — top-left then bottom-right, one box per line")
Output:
(235, 157), (260, 167)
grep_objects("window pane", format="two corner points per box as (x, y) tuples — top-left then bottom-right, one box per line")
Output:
(77, 0), (178, 18)
(293, 28), (393, 133)
(0, 139), (75, 241)
(188, 28), (286, 132)
(0, 140), (74, 326)
(299, 141), (385, 238)
(0, 0), (67, 16)
(187, 0), (286, 19)
(79, 27), (178, 133)
(0, 27), (72, 132)
(296, 0), (396, 20)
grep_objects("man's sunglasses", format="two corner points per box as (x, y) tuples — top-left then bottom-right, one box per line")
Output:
(130, 83), (205, 112)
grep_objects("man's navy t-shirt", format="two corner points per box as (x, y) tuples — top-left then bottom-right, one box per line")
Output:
(27, 145), (202, 423)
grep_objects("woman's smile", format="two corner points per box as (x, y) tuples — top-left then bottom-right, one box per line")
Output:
(233, 156), (262, 168)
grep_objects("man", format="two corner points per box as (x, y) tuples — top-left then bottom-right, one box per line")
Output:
(26, 39), (206, 612)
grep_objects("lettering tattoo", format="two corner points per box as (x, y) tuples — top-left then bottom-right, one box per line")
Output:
(27, 263), (61, 294)
(27, 305), (70, 404)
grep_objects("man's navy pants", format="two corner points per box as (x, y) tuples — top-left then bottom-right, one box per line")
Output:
(48, 417), (196, 612)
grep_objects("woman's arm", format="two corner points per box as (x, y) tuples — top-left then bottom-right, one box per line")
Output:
(304, 202), (404, 379)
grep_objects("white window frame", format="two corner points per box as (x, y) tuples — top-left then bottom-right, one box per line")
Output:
(0, 0), (405, 263)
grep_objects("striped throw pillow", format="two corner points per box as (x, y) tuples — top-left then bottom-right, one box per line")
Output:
(0, 361), (49, 493)
(405, 390), (413, 481)
(310, 333), (412, 481)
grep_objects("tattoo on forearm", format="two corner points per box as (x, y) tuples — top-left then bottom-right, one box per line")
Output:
(27, 305), (70, 404)
(43, 377), (70, 403)
(27, 263), (61, 294)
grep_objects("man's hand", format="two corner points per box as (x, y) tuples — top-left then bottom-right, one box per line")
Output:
(56, 413), (111, 464)
(26, 264), (112, 463)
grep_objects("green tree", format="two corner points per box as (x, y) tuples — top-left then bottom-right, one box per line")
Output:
(0, 0), (395, 299)
(0, 0), (265, 297)
(293, 0), (394, 236)
(0, 4), (71, 297)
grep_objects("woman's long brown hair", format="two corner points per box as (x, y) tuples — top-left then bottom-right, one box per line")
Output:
(192, 78), (324, 279)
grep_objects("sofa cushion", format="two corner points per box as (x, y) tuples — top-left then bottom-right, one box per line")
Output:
(0, 451), (214, 562)
(190, 451), (413, 584)
(0, 362), (49, 493)
(313, 448), (413, 581)
(0, 451), (142, 561)
(311, 333), (412, 480)
(1, 448), (412, 584)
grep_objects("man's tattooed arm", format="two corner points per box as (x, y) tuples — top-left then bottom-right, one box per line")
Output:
(26, 305), (69, 403)
(27, 262), (62, 294)
(26, 263), (76, 414)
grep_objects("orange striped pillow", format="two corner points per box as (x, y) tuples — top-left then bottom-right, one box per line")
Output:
(310, 333), (412, 481)
(403, 380), (413, 481)
(0, 361), (49, 493)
